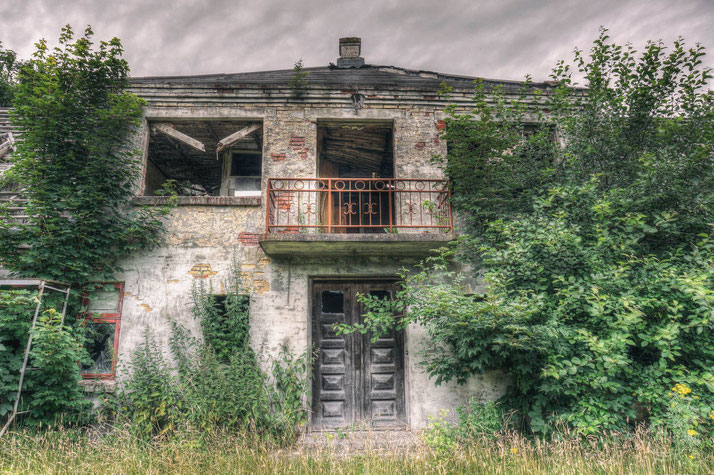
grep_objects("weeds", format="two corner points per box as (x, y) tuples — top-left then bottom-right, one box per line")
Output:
(0, 427), (712, 474)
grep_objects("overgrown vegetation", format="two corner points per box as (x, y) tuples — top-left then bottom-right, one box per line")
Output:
(289, 59), (309, 100)
(108, 263), (314, 443)
(0, 290), (90, 427)
(342, 29), (714, 439)
(0, 25), (171, 431)
(0, 25), (172, 284)
(0, 41), (22, 106)
(1, 427), (713, 474)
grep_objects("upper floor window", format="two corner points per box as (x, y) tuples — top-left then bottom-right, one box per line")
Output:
(223, 151), (262, 197)
(143, 120), (263, 198)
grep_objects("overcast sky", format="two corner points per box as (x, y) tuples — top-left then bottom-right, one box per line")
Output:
(1, 0), (713, 84)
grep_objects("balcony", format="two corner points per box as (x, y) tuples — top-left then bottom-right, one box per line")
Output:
(260, 178), (455, 256)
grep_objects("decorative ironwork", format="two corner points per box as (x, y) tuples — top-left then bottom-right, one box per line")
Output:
(266, 178), (452, 234)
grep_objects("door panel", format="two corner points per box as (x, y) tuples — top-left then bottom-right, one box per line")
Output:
(358, 284), (406, 427)
(312, 281), (406, 428)
(312, 284), (354, 427)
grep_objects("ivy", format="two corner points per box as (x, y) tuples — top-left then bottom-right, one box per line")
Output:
(0, 25), (172, 285)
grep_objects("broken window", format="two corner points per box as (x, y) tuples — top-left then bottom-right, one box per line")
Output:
(143, 121), (263, 197)
(317, 120), (393, 179)
(81, 283), (123, 379)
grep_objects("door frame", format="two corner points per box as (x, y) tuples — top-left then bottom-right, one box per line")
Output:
(308, 276), (410, 430)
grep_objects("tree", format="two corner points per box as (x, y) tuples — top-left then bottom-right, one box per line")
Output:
(0, 25), (171, 284)
(0, 41), (21, 106)
(0, 26), (172, 429)
(343, 29), (714, 436)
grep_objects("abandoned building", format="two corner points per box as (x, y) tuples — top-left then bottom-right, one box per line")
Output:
(0, 38), (558, 429)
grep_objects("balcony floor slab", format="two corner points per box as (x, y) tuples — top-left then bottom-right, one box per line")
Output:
(259, 233), (456, 257)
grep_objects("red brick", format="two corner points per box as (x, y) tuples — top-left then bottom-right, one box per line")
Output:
(436, 120), (446, 131)
(238, 232), (260, 246)
(271, 153), (286, 162)
(415, 141), (426, 151)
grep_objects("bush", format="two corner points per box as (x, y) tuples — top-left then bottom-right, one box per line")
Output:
(423, 400), (510, 453)
(110, 264), (314, 443)
(0, 289), (90, 428)
(341, 30), (714, 437)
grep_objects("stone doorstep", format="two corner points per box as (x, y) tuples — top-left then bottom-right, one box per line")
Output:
(296, 429), (425, 455)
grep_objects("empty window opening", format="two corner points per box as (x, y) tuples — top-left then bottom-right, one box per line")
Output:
(223, 152), (262, 197)
(81, 283), (123, 379)
(144, 120), (263, 197)
(211, 294), (250, 316)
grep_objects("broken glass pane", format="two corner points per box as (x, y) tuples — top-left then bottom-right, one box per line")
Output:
(81, 321), (116, 374)
(87, 286), (120, 314)
(322, 291), (344, 314)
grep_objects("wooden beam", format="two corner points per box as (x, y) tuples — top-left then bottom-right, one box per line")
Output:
(216, 124), (261, 153)
(152, 123), (206, 153)
(0, 132), (15, 160)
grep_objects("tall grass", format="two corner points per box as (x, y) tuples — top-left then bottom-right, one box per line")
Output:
(0, 427), (712, 474)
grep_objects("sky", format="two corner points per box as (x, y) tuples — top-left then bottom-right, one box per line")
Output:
(1, 0), (713, 84)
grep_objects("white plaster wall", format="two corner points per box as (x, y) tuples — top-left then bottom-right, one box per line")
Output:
(115, 245), (507, 429)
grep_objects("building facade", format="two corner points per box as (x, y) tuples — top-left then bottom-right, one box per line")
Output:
(2, 38), (556, 429)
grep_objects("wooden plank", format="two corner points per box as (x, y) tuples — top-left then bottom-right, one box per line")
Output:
(0, 132), (15, 159)
(152, 123), (206, 152)
(216, 124), (261, 153)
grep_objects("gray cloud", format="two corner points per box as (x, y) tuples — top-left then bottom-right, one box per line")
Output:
(1, 0), (713, 83)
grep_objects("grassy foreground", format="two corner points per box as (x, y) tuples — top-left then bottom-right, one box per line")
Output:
(0, 428), (713, 474)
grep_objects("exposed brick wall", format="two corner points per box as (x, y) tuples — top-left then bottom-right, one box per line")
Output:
(271, 153), (287, 162)
(238, 232), (260, 246)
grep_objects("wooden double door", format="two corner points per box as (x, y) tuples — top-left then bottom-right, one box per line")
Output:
(311, 281), (406, 428)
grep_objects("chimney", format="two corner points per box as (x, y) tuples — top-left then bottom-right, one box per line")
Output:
(336, 37), (365, 68)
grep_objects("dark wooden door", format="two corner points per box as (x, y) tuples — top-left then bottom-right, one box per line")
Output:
(311, 281), (406, 428)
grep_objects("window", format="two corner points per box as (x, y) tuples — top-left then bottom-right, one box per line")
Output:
(225, 151), (262, 197)
(143, 120), (263, 198)
(81, 283), (123, 379)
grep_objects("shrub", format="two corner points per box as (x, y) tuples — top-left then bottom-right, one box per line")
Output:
(423, 400), (510, 453)
(0, 289), (89, 428)
(341, 29), (714, 436)
(111, 264), (313, 443)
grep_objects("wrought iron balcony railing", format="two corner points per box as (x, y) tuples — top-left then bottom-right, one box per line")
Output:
(266, 178), (453, 234)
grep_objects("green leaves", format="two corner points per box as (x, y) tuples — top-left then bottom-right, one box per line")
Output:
(0, 290), (90, 427)
(0, 25), (169, 285)
(348, 30), (714, 436)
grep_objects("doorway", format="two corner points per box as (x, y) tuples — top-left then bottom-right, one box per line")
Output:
(317, 120), (394, 233)
(311, 280), (406, 429)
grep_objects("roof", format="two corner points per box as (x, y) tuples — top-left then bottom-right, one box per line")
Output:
(130, 64), (557, 93)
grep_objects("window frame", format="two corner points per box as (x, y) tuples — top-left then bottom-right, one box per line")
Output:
(80, 282), (124, 380)
(224, 150), (263, 197)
